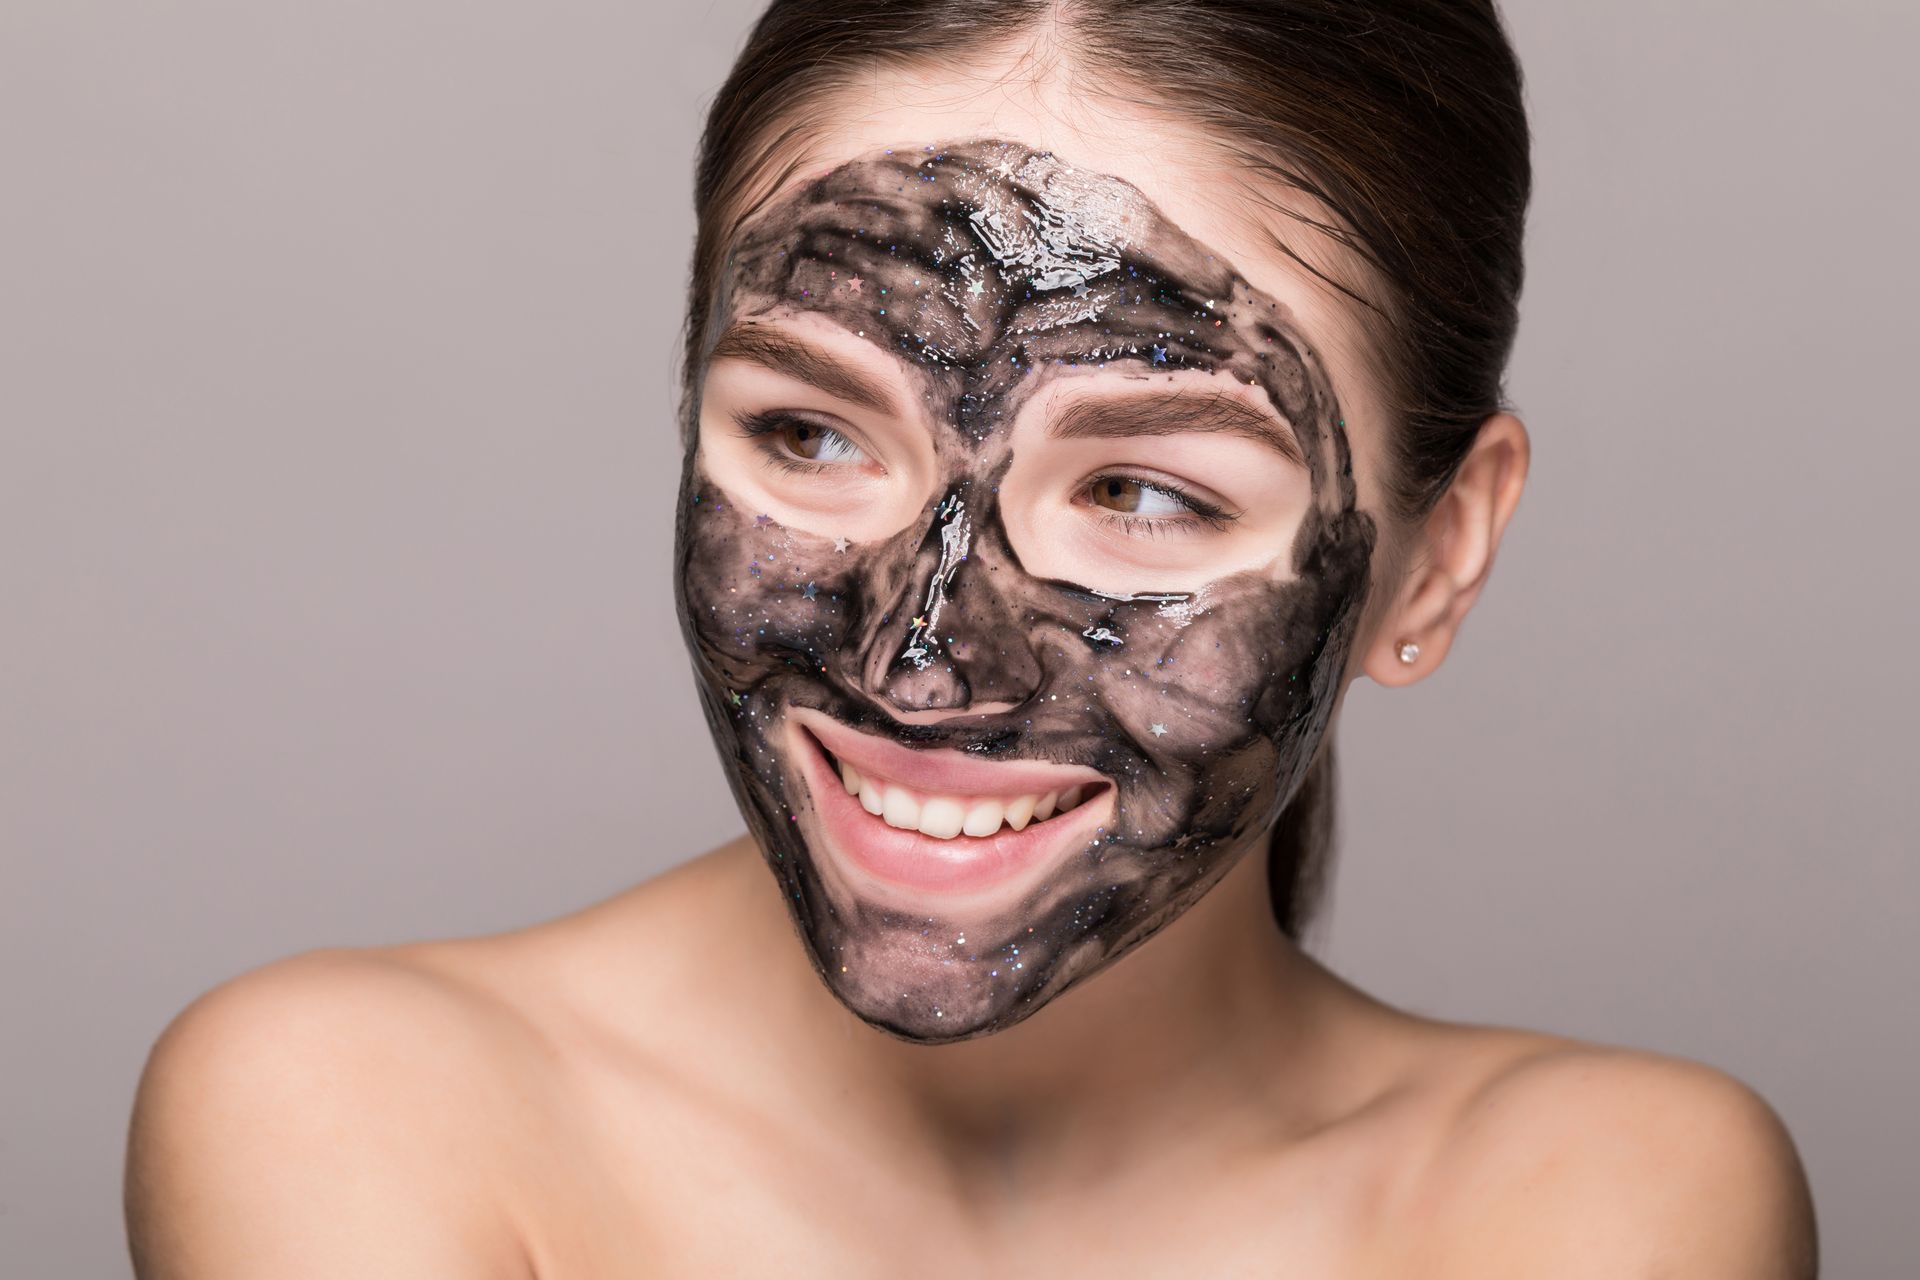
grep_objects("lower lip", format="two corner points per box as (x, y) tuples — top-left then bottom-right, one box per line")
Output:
(791, 727), (1108, 899)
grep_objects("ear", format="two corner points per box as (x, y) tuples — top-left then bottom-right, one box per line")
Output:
(1362, 411), (1530, 687)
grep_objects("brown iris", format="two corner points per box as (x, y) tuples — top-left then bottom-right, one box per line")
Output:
(782, 420), (832, 459)
(1091, 476), (1152, 513)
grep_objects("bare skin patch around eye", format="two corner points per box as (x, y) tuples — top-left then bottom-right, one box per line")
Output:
(676, 139), (1376, 1044)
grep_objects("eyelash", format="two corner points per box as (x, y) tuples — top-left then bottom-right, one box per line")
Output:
(733, 411), (1237, 538)
(733, 411), (867, 475)
(1081, 473), (1238, 537)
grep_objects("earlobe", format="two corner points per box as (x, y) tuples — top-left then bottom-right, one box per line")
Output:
(1362, 411), (1530, 688)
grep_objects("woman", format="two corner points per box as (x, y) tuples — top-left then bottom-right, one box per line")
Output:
(126, 1), (1818, 1274)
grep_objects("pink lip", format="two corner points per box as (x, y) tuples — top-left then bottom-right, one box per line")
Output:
(785, 709), (1113, 901)
(793, 707), (1105, 797)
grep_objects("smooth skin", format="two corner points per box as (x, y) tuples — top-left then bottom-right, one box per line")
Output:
(125, 47), (1817, 1280)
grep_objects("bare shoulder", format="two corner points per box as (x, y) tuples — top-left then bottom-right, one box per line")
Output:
(1410, 1029), (1818, 1279)
(126, 944), (542, 1279)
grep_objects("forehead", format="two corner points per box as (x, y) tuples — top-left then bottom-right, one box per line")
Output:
(731, 145), (1233, 339)
(723, 143), (1328, 449)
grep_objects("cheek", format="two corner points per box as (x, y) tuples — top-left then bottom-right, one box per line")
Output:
(1079, 587), (1301, 744)
(1066, 584), (1349, 852)
(678, 470), (861, 674)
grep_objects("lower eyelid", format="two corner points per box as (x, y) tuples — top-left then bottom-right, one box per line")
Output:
(752, 438), (873, 478)
(759, 451), (821, 476)
(1092, 510), (1227, 539)
(1076, 486), (1234, 529)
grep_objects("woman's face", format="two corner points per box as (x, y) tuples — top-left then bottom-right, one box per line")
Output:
(676, 131), (1384, 1044)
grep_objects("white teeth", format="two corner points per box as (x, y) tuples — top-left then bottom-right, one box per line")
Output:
(1004, 793), (1038, 832)
(917, 797), (966, 839)
(826, 747), (1095, 841)
(881, 785), (920, 831)
(962, 799), (1005, 837)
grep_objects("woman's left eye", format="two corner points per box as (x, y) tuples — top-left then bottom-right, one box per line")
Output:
(1082, 473), (1235, 533)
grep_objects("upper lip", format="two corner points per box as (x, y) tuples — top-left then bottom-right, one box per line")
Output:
(790, 706), (1108, 798)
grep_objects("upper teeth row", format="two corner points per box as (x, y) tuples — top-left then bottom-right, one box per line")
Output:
(836, 759), (1088, 840)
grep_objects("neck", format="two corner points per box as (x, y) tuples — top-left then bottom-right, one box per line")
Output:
(726, 833), (1351, 1193)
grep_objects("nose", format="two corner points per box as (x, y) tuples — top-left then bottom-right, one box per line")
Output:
(863, 486), (1042, 715)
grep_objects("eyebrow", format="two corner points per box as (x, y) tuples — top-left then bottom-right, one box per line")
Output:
(1048, 387), (1306, 467)
(707, 323), (899, 415)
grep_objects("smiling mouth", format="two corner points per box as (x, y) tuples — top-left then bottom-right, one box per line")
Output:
(825, 750), (1098, 839)
(786, 708), (1114, 899)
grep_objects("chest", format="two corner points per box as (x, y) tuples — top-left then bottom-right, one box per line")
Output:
(511, 1097), (1413, 1279)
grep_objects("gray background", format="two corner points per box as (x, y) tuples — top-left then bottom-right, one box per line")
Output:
(3, 1), (1914, 1273)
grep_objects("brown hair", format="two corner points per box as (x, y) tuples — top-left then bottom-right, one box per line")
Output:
(680, 0), (1531, 940)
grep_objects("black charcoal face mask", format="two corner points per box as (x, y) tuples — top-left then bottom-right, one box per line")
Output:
(675, 139), (1377, 1044)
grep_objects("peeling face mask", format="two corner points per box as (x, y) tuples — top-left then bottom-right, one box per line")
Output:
(675, 139), (1377, 1044)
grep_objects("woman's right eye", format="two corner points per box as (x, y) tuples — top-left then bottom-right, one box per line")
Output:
(735, 411), (873, 472)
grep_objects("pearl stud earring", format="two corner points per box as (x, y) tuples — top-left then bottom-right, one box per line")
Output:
(1396, 640), (1421, 665)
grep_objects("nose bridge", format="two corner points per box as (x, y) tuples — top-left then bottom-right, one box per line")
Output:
(862, 484), (1038, 713)
(895, 489), (971, 673)
(861, 487), (971, 710)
